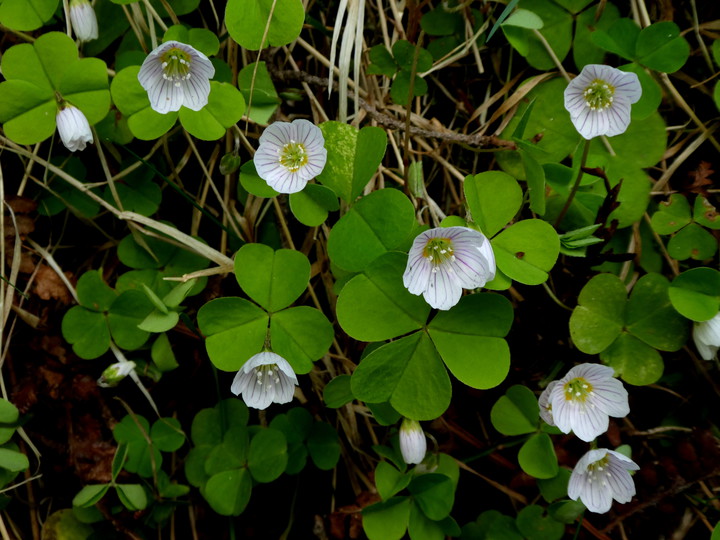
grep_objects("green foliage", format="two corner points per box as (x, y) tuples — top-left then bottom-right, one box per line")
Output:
(570, 273), (690, 384)
(225, 0), (304, 50)
(0, 32), (110, 145)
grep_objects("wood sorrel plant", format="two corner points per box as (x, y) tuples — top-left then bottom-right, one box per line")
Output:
(0, 0), (719, 539)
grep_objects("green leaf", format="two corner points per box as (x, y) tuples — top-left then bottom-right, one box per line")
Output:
(204, 468), (252, 516)
(0, 401), (18, 425)
(502, 8), (543, 29)
(538, 468), (571, 503)
(375, 462), (411, 500)
(76, 270), (117, 312)
(635, 22), (689, 73)
(694, 196), (720, 229)
(237, 62), (280, 125)
(505, 0), (572, 70)
(197, 297), (269, 371)
(150, 418), (185, 452)
(518, 433), (558, 479)
(234, 243), (310, 312)
(351, 332), (451, 421)
(0, 0), (58, 31)
(205, 426), (249, 475)
(0, 33), (110, 144)
(391, 70), (428, 103)
(307, 422), (341, 470)
(590, 18), (639, 60)
(61, 307), (110, 360)
(103, 175), (161, 217)
(289, 184), (340, 226)
(248, 428), (288, 483)
(323, 375), (354, 408)
(622, 62), (662, 120)
(179, 82), (246, 141)
(328, 189), (415, 272)
(317, 123), (387, 203)
(225, 0), (304, 50)
(600, 333), (664, 386)
(491, 219), (559, 285)
(336, 252), (430, 341)
(650, 194), (692, 235)
(573, 3), (620, 69)
(490, 385), (539, 436)
(668, 223), (718, 261)
(151, 333), (179, 372)
(163, 26), (220, 56)
(668, 268), (720, 322)
(0, 448), (29, 472)
(516, 504), (565, 540)
(569, 273), (626, 354)
(270, 307), (333, 374)
(428, 294), (513, 389)
(520, 149), (546, 215)
(115, 484), (147, 511)
(464, 172), (523, 237)
(368, 45), (398, 77)
(626, 273), (689, 351)
(392, 40), (433, 72)
(363, 497), (411, 540)
(408, 474), (454, 520)
(107, 290), (153, 350)
(72, 484), (110, 508)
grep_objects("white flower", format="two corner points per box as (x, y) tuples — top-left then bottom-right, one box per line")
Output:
(69, 0), (98, 42)
(399, 418), (426, 465)
(547, 364), (629, 442)
(564, 64), (642, 140)
(402, 226), (496, 311)
(56, 104), (93, 152)
(568, 448), (639, 513)
(137, 41), (215, 114)
(254, 119), (327, 194)
(538, 381), (557, 426)
(230, 351), (298, 410)
(97, 361), (136, 388)
(693, 312), (720, 361)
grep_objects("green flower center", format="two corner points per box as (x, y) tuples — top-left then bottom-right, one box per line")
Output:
(161, 48), (192, 85)
(583, 79), (615, 110)
(563, 377), (593, 402)
(423, 238), (456, 267)
(279, 141), (309, 172)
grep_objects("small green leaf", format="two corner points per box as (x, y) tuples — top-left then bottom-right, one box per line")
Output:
(328, 188), (415, 272)
(248, 428), (288, 483)
(289, 184), (340, 226)
(204, 468), (252, 516)
(336, 252), (430, 341)
(516, 504), (565, 540)
(464, 171), (523, 237)
(197, 297), (269, 371)
(600, 333), (664, 386)
(234, 243), (310, 312)
(668, 268), (720, 322)
(179, 82), (246, 141)
(0, 448), (29, 472)
(635, 21), (690, 73)
(490, 385), (539, 436)
(491, 219), (560, 285)
(115, 484), (147, 511)
(650, 194), (692, 235)
(307, 422), (341, 470)
(150, 418), (185, 452)
(375, 462), (411, 500)
(225, 0), (304, 50)
(323, 375), (355, 409)
(518, 433), (558, 479)
(72, 484), (110, 508)
(270, 307), (334, 374)
(351, 332), (451, 421)
(363, 497), (411, 540)
(569, 273), (626, 354)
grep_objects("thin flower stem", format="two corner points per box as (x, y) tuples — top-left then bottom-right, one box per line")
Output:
(554, 138), (591, 228)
